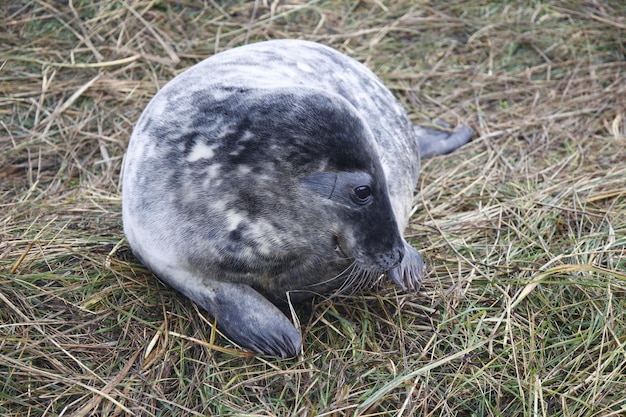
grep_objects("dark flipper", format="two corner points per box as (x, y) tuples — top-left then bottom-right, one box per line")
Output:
(171, 275), (302, 358)
(414, 121), (473, 159)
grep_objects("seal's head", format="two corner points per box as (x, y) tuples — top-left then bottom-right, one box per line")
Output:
(291, 95), (406, 274)
(188, 87), (408, 294)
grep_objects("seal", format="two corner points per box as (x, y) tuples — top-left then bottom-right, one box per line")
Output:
(122, 39), (472, 358)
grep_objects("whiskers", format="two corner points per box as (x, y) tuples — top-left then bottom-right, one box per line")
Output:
(388, 242), (424, 292)
(307, 261), (386, 299)
(337, 263), (385, 296)
(302, 242), (425, 299)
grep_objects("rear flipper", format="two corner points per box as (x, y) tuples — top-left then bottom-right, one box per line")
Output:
(388, 241), (424, 292)
(414, 120), (473, 159)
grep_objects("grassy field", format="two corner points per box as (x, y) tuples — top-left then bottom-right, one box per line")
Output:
(1, 1), (625, 416)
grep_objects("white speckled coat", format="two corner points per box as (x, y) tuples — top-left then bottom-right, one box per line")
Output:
(122, 40), (471, 357)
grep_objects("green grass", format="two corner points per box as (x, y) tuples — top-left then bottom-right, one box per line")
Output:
(1, 1), (625, 416)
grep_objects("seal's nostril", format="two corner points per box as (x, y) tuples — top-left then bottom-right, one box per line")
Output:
(387, 246), (404, 270)
(334, 235), (348, 258)
(397, 247), (404, 264)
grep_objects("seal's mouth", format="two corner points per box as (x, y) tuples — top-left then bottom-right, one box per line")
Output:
(333, 235), (349, 259)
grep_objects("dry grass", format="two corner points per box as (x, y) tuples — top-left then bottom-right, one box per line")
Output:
(1, 1), (625, 416)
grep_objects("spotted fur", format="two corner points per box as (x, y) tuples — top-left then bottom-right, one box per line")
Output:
(122, 40), (472, 358)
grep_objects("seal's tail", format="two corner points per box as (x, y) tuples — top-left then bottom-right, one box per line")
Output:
(414, 121), (474, 158)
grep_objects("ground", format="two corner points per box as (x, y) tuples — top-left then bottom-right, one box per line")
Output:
(1, 1), (625, 416)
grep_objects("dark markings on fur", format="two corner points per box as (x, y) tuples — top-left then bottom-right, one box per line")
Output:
(122, 39), (473, 358)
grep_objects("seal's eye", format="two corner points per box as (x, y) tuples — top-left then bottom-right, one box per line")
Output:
(352, 185), (372, 204)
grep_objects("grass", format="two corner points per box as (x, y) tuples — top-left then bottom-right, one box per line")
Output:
(1, 0), (625, 416)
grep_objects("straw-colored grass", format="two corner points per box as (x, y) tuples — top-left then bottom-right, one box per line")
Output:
(1, 1), (625, 416)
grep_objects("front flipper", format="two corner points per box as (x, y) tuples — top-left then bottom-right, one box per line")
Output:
(414, 120), (473, 158)
(169, 273), (302, 358)
(388, 241), (424, 292)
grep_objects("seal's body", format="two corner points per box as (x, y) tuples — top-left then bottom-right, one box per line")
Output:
(122, 40), (472, 357)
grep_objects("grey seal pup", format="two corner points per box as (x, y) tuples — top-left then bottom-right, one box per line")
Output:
(122, 39), (472, 358)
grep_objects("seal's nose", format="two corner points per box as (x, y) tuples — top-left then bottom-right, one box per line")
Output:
(389, 246), (404, 269)
(377, 243), (404, 271)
